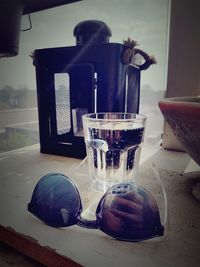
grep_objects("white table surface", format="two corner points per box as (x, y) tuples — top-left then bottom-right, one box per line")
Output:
(0, 144), (200, 267)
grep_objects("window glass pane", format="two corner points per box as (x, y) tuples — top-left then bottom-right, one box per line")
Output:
(0, 0), (169, 152)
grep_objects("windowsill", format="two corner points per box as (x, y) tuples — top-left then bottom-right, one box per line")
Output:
(0, 144), (199, 266)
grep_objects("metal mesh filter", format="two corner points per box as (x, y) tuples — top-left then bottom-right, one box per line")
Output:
(54, 73), (71, 135)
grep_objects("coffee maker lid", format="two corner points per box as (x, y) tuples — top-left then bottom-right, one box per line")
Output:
(73, 20), (112, 45)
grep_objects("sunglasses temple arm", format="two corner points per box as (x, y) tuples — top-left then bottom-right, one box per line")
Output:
(70, 157), (87, 176)
(77, 216), (98, 229)
(152, 162), (168, 226)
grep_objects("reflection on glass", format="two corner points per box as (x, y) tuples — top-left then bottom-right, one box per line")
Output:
(97, 183), (164, 241)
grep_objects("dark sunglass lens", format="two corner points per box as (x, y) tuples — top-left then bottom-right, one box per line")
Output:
(96, 183), (164, 241)
(28, 173), (82, 227)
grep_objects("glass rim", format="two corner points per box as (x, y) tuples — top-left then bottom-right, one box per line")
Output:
(82, 112), (146, 122)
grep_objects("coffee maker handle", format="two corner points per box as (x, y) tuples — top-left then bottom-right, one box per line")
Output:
(134, 48), (157, 71)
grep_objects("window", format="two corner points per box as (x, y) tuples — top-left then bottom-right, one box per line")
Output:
(0, 0), (170, 152)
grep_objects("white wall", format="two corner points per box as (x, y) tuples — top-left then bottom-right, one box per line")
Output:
(166, 0), (200, 98)
(163, 0), (200, 150)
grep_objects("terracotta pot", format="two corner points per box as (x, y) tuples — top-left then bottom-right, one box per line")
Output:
(159, 96), (200, 166)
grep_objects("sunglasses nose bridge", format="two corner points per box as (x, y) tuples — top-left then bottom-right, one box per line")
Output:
(77, 216), (98, 229)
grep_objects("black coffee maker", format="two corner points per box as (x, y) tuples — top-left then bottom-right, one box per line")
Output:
(34, 20), (152, 158)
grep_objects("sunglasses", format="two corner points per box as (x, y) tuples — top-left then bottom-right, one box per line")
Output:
(28, 171), (165, 242)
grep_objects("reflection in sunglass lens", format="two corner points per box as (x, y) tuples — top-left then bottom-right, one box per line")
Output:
(28, 173), (82, 227)
(28, 174), (164, 242)
(96, 183), (164, 241)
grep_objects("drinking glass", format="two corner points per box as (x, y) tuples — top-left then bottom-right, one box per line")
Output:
(82, 113), (146, 192)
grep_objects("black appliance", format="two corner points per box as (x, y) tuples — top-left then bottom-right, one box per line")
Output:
(34, 20), (141, 158)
